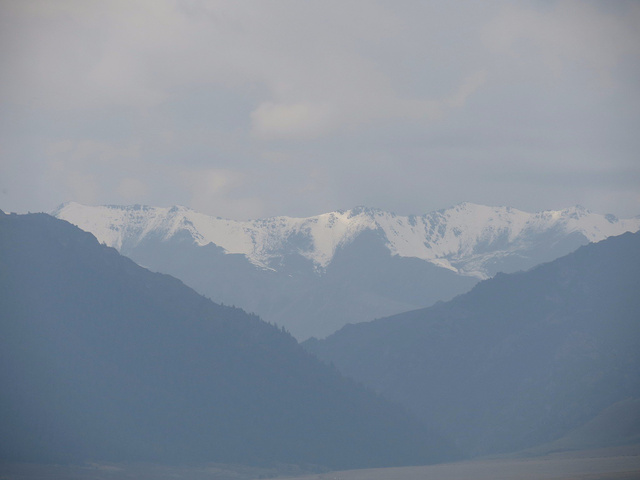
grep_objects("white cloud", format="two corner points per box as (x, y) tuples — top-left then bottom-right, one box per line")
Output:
(1, 1), (490, 132)
(180, 167), (265, 219)
(251, 102), (335, 140)
(448, 71), (488, 109)
(1, 0), (639, 218)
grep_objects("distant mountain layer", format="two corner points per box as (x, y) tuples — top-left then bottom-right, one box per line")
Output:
(54, 202), (639, 278)
(304, 232), (640, 456)
(0, 211), (457, 469)
(53, 202), (640, 339)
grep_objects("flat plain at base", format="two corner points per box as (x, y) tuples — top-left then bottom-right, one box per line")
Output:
(1, 445), (639, 480)
(0, 461), (321, 480)
(283, 445), (640, 480)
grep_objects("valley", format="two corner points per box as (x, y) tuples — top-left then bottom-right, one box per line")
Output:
(53, 202), (640, 339)
(2, 210), (639, 475)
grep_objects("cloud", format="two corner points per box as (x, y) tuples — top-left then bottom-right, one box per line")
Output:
(1, 1), (639, 219)
(250, 71), (489, 140)
(0, 1), (162, 109)
(44, 139), (144, 206)
(180, 167), (266, 219)
(482, 1), (640, 87)
(47, 140), (140, 165)
(2, 1), (491, 136)
(448, 71), (488, 109)
(251, 102), (335, 140)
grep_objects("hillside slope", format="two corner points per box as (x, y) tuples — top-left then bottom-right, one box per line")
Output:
(0, 211), (457, 469)
(304, 232), (640, 455)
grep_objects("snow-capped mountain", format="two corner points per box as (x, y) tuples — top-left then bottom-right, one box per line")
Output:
(54, 202), (639, 279)
(52, 202), (640, 339)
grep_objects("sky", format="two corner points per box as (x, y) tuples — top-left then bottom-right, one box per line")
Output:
(1, 0), (639, 220)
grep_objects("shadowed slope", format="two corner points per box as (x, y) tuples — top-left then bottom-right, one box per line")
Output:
(0, 211), (457, 469)
(305, 232), (640, 455)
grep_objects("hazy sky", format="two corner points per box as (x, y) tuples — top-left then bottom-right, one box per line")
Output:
(1, 0), (639, 219)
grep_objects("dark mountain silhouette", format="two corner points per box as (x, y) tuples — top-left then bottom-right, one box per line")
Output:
(304, 231), (640, 456)
(0, 211), (458, 469)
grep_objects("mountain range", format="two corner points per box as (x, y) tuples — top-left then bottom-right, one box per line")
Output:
(304, 231), (640, 456)
(0, 210), (456, 469)
(53, 202), (640, 339)
(3, 208), (638, 471)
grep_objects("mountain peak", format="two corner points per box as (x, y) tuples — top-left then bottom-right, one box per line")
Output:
(52, 201), (640, 340)
(347, 205), (384, 217)
(54, 202), (640, 276)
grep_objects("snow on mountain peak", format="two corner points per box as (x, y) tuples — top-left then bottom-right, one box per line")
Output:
(53, 202), (640, 277)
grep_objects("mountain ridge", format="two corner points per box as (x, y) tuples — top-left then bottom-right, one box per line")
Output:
(51, 202), (640, 339)
(53, 201), (640, 279)
(303, 231), (640, 455)
(0, 210), (458, 469)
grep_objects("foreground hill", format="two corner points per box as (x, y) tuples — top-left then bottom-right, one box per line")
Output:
(53, 202), (639, 339)
(304, 231), (640, 456)
(0, 211), (456, 469)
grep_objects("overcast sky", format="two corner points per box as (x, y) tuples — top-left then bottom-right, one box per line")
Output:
(1, 0), (639, 220)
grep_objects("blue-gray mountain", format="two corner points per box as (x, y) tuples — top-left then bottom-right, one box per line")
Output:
(304, 231), (640, 456)
(53, 202), (640, 339)
(0, 211), (458, 469)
